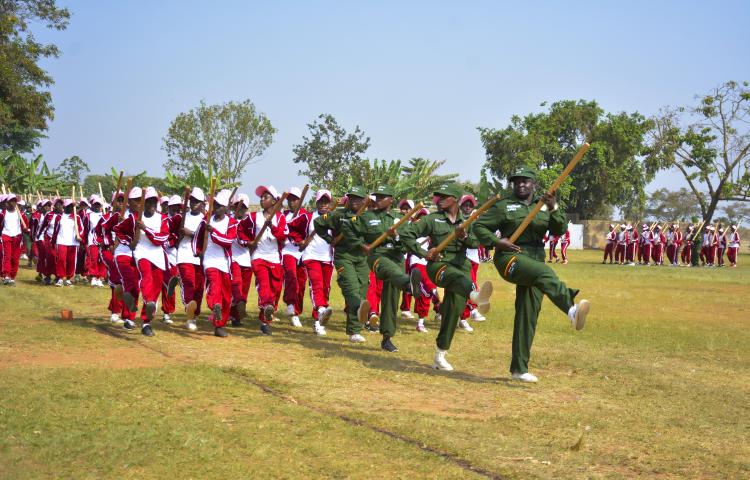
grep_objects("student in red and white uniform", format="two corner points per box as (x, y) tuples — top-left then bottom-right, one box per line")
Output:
(681, 225), (694, 265)
(727, 224), (741, 267)
(700, 225), (717, 266)
(280, 187), (307, 327)
(547, 233), (559, 262)
(639, 225), (652, 265)
(113, 188), (147, 330)
(161, 195), (183, 324)
(82, 195), (106, 286)
(239, 185), (287, 335)
(407, 207), (440, 333)
(665, 224), (680, 266)
(459, 194), (481, 331)
(130, 187), (170, 336)
(175, 187), (206, 331)
(97, 191), (126, 323)
(559, 227), (571, 264)
(603, 224), (616, 264)
(229, 193), (253, 326)
(1, 193), (29, 285)
(31, 200), (47, 278)
(37, 198), (62, 284)
(51, 199), (84, 286)
(192, 189), (238, 337)
(613, 225), (626, 264)
(716, 227), (728, 267)
(651, 225), (666, 265)
(398, 199), (415, 320)
(289, 189), (335, 336)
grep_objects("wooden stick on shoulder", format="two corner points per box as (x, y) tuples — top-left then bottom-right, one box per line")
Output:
(368, 202), (424, 250)
(508, 143), (590, 244)
(200, 178), (218, 255)
(433, 194), (502, 254)
(121, 178), (133, 216)
(332, 196), (371, 246)
(71, 186), (82, 241)
(293, 184), (309, 216)
(251, 191), (289, 248)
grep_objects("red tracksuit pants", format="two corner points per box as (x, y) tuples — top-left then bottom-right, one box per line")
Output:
(641, 244), (652, 263)
(55, 244), (78, 279)
(43, 237), (57, 276)
(86, 245), (106, 278)
(116, 254), (140, 320)
(282, 254), (306, 315)
(400, 259), (412, 311)
(461, 260), (479, 319)
(161, 265), (177, 314)
(666, 244), (678, 264)
(35, 240), (45, 275)
(603, 243), (614, 262)
(560, 242), (569, 261)
(136, 258), (164, 322)
(303, 259), (333, 319)
(367, 271), (383, 315)
(75, 244), (86, 275)
(178, 263), (205, 316)
(205, 267), (231, 327)
(626, 242), (636, 262)
(1, 234), (22, 279)
(253, 258), (283, 323)
(410, 263), (438, 318)
(727, 247), (738, 265)
(614, 244), (626, 263)
(230, 262), (253, 319)
(101, 248), (125, 316)
(681, 244), (692, 264)
(651, 244), (664, 264)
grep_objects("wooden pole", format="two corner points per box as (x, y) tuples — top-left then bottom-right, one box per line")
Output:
(71, 186), (82, 241)
(433, 194), (502, 254)
(98, 182), (104, 201)
(292, 184), (310, 216)
(200, 178), (218, 255)
(250, 191), (289, 248)
(508, 143), (590, 244)
(121, 178), (133, 216)
(368, 202), (424, 250)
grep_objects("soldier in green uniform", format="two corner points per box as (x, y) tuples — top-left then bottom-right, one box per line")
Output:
(401, 184), (493, 371)
(313, 186), (372, 343)
(342, 185), (421, 352)
(474, 167), (590, 383)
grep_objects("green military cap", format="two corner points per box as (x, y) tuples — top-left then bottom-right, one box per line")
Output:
(372, 185), (395, 197)
(346, 186), (367, 198)
(433, 183), (463, 199)
(509, 166), (537, 181)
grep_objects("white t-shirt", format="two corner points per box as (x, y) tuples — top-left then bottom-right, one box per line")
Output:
(203, 216), (231, 273)
(410, 236), (429, 266)
(57, 215), (80, 247)
(133, 213), (166, 270)
(301, 211), (332, 262)
(46, 213), (58, 238)
(176, 212), (204, 266)
(231, 215), (252, 267)
(87, 211), (102, 245)
(281, 211), (304, 260)
(729, 232), (740, 248)
(251, 212), (282, 264)
(2, 210), (21, 237)
(114, 211), (134, 258)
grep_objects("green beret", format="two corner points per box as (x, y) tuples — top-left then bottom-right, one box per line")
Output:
(346, 186), (367, 198)
(432, 183), (463, 199)
(509, 166), (537, 181)
(372, 185), (395, 197)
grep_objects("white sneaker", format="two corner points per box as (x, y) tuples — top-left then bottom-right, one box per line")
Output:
(416, 319), (428, 333)
(470, 308), (486, 321)
(97, 278), (105, 287)
(401, 310), (414, 319)
(469, 281), (493, 314)
(317, 306), (333, 325)
(110, 313), (122, 324)
(286, 304), (295, 317)
(64, 280), (73, 287)
(55, 279), (64, 287)
(186, 319), (197, 332)
(91, 278), (97, 287)
(313, 320), (326, 336)
(291, 315), (302, 327)
(511, 372), (538, 383)
(459, 319), (474, 332)
(162, 314), (174, 325)
(567, 299), (590, 331)
(20, 253), (28, 260)
(349, 333), (366, 343)
(432, 348), (454, 371)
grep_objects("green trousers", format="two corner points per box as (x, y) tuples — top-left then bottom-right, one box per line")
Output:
(368, 254), (409, 337)
(334, 252), (370, 335)
(427, 258), (474, 351)
(493, 246), (579, 374)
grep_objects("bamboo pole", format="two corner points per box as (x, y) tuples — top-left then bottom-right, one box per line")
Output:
(368, 202), (424, 250)
(432, 194), (502, 255)
(292, 184), (309, 216)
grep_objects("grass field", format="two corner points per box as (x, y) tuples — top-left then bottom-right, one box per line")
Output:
(1, 250), (749, 479)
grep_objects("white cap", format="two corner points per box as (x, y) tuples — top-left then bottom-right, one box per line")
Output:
(731, 224), (737, 229)
(399, 198), (415, 209)
(63, 198), (75, 207)
(190, 187), (205, 202)
(459, 195), (476, 207)
(214, 189), (232, 206)
(18, 199), (26, 206)
(168, 194), (182, 206)
(144, 186), (159, 200)
(609, 224), (614, 229)
(288, 186), (302, 198)
(160, 195), (170, 204)
(128, 187), (143, 199)
(79, 197), (89, 206)
(626, 224), (633, 229)
(369, 195), (376, 202)
(235, 193), (250, 207)
(316, 189), (332, 202)
(255, 185), (280, 199)
(90, 195), (103, 206)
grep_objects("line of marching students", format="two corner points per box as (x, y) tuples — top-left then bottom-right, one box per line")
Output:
(601, 222), (741, 267)
(0, 186), (491, 349)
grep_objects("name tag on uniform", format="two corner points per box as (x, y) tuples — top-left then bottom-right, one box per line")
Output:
(507, 205), (520, 212)
(368, 220), (381, 226)
(435, 219), (446, 223)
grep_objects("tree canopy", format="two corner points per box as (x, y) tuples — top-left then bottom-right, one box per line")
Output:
(0, 0), (70, 152)
(162, 99), (276, 185)
(479, 100), (652, 219)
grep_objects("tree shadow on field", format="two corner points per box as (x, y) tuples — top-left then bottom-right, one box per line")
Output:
(268, 333), (507, 385)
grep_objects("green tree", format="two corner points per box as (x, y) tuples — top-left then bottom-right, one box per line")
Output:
(478, 100), (652, 219)
(644, 188), (703, 221)
(0, 149), (64, 193)
(54, 155), (90, 186)
(645, 81), (750, 225)
(292, 113), (371, 193)
(162, 99), (276, 184)
(0, 0), (70, 152)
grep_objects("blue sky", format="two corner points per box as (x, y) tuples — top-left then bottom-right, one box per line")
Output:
(34, 0), (750, 193)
